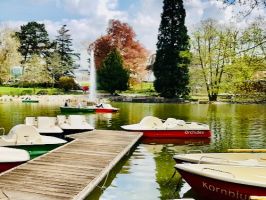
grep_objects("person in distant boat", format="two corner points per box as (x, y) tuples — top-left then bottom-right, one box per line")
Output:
(96, 103), (103, 108)
(64, 100), (68, 107)
(78, 102), (82, 108)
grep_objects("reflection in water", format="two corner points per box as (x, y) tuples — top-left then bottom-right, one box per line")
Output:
(153, 145), (182, 199)
(0, 102), (265, 200)
(141, 137), (211, 146)
(99, 146), (161, 200)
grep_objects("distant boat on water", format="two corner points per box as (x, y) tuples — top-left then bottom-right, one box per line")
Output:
(22, 97), (39, 103)
(60, 106), (95, 113)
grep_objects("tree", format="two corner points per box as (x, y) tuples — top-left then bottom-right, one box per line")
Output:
(19, 55), (52, 86)
(0, 29), (22, 83)
(153, 0), (191, 98)
(15, 22), (52, 65)
(54, 25), (78, 78)
(46, 52), (65, 86)
(222, 20), (266, 96)
(93, 19), (148, 84)
(97, 49), (129, 95)
(191, 19), (266, 101)
(191, 19), (237, 101)
(219, 0), (266, 16)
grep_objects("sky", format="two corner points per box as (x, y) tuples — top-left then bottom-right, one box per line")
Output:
(0, 0), (265, 56)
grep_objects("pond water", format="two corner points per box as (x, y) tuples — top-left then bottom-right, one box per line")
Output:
(0, 102), (265, 200)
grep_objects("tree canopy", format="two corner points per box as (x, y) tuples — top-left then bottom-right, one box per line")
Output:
(220, 0), (266, 16)
(15, 22), (52, 64)
(0, 29), (22, 83)
(93, 19), (148, 84)
(97, 49), (129, 95)
(153, 0), (190, 98)
(54, 24), (78, 79)
(190, 18), (266, 100)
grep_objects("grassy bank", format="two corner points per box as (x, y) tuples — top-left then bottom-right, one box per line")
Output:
(0, 87), (60, 96)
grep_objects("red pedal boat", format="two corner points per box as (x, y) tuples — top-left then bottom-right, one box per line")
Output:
(0, 147), (30, 173)
(121, 116), (211, 138)
(94, 103), (119, 113)
(175, 163), (266, 200)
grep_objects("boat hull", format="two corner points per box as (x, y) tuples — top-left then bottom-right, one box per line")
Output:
(95, 108), (118, 113)
(128, 130), (211, 138)
(62, 128), (93, 135)
(7, 144), (64, 159)
(60, 106), (94, 113)
(177, 168), (266, 200)
(0, 162), (25, 173)
(22, 100), (39, 103)
(141, 137), (211, 145)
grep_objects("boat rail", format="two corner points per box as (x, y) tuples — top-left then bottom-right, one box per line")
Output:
(187, 149), (203, 154)
(202, 167), (235, 178)
(198, 156), (230, 164)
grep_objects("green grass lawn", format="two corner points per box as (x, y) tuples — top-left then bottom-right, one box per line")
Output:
(124, 82), (156, 95)
(0, 87), (60, 96)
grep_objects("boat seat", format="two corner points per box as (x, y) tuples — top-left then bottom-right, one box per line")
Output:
(37, 117), (63, 133)
(25, 117), (37, 126)
(139, 116), (163, 129)
(3, 124), (42, 144)
(162, 118), (180, 129)
(68, 115), (87, 127)
(57, 115), (67, 125)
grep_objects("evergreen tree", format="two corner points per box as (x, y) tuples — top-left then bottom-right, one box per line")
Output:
(15, 22), (52, 64)
(153, 0), (190, 98)
(97, 49), (129, 95)
(55, 25), (78, 78)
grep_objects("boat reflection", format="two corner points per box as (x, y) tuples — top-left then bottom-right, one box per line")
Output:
(141, 137), (211, 145)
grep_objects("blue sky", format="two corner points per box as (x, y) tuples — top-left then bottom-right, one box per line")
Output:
(0, 0), (265, 52)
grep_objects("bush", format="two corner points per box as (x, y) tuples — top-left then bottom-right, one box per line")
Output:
(36, 90), (48, 95)
(20, 89), (33, 95)
(58, 76), (76, 92)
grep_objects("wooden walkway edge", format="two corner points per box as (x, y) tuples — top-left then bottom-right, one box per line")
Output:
(0, 130), (142, 200)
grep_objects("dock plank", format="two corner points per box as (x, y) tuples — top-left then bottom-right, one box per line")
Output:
(0, 130), (142, 200)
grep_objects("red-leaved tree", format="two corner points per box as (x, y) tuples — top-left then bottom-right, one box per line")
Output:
(93, 19), (149, 84)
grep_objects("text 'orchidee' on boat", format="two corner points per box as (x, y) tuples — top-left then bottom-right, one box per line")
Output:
(0, 124), (66, 158)
(121, 116), (211, 138)
(0, 147), (30, 173)
(175, 163), (266, 200)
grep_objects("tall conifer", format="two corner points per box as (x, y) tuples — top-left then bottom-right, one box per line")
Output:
(153, 0), (190, 98)
(55, 25), (78, 77)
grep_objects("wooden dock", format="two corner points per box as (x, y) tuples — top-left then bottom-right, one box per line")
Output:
(0, 130), (142, 200)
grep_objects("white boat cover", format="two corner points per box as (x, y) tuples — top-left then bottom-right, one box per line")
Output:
(0, 147), (30, 162)
(122, 116), (210, 131)
(37, 116), (63, 133)
(67, 115), (94, 130)
(0, 124), (66, 145)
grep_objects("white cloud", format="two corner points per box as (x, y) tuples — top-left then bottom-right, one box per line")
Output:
(1, 0), (266, 56)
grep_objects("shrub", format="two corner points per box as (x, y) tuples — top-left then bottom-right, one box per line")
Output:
(58, 76), (76, 92)
(36, 90), (48, 95)
(20, 89), (33, 95)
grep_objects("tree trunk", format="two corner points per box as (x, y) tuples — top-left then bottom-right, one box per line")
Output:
(209, 94), (218, 101)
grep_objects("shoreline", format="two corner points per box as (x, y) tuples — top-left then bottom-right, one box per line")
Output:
(0, 94), (265, 105)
